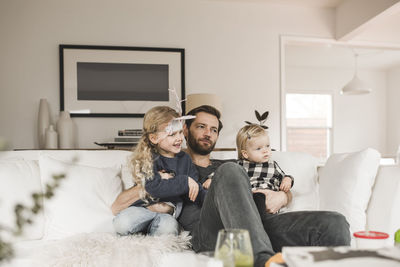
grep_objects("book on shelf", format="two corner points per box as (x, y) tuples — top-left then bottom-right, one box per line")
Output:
(282, 246), (400, 267)
(118, 129), (143, 136)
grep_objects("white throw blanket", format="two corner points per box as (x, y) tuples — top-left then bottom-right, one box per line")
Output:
(32, 232), (192, 267)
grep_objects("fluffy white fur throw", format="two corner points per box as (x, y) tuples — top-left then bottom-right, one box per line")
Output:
(34, 232), (192, 267)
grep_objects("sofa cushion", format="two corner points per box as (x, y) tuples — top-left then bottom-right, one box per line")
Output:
(318, 148), (380, 233)
(272, 151), (320, 211)
(0, 159), (44, 241)
(39, 153), (122, 240)
(366, 165), (400, 245)
(0, 150), (132, 167)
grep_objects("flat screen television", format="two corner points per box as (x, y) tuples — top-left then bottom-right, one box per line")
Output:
(76, 62), (169, 101)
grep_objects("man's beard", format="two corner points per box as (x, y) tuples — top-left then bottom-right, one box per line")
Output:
(187, 131), (216, 156)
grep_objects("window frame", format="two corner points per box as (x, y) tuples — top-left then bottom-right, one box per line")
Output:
(283, 90), (334, 159)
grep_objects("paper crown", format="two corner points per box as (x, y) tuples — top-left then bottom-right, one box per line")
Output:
(245, 110), (269, 129)
(164, 88), (196, 135)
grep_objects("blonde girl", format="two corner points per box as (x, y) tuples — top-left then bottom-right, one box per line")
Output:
(113, 106), (206, 236)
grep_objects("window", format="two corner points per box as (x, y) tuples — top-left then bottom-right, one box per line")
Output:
(285, 93), (332, 159)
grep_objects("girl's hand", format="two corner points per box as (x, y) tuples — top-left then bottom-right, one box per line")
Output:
(188, 177), (199, 201)
(159, 170), (174, 179)
(202, 178), (212, 189)
(280, 177), (292, 192)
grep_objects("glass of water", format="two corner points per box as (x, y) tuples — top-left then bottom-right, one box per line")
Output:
(214, 229), (254, 267)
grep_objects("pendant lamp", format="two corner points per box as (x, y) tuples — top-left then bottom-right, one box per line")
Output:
(341, 53), (371, 95)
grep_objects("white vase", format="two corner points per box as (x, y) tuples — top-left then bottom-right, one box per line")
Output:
(45, 125), (58, 149)
(38, 98), (50, 149)
(57, 111), (74, 149)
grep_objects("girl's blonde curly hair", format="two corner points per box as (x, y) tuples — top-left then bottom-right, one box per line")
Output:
(236, 124), (268, 160)
(130, 106), (179, 199)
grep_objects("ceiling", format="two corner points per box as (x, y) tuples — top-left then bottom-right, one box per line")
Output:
(275, 0), (400, 71)
(262, 0), (345, 8)
(218, 0), (400, 70)
(286, 43), (400, 71)
(211, 0), (344, 8)
(218, 0), (400, 44)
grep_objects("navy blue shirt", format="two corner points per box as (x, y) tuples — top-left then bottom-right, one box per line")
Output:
(132, 151), (206, 216)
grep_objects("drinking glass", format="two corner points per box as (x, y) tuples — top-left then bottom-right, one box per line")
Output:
(214, 229), (254, 267)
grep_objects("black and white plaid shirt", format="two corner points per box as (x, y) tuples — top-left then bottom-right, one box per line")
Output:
(238, 159), (293, 191)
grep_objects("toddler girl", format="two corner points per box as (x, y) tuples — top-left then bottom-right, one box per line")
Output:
(236, 124), (293, 213)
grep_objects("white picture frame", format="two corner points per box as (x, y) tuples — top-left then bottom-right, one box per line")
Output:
(59, 45), (185, 117)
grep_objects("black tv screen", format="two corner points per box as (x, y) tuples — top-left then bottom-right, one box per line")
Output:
(76, 62), (169, 101)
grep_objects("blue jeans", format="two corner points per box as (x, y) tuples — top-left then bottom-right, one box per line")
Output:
(113, 206), (179, 236)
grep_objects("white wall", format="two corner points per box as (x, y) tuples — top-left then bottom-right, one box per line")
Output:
(0, 0), (335, 150)
(387, 68), (400, 156)
(286, 67), (387, 154)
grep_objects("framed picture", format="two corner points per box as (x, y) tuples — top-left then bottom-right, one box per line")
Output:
(59, 44), (185, 117)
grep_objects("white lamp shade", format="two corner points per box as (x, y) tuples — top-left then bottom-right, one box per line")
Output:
(186, 93), (222, 114)
(341, 75), (371, 95)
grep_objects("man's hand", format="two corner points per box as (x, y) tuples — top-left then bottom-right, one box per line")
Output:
(202, 178), (212, 189)
(188, 177), (199, 201)
(111, 185), (141, 215)
(146, 203), (174, 214)
(253, 189), (290, 214)
(159, 170), (174, 179)
(280, 176), (292, 192)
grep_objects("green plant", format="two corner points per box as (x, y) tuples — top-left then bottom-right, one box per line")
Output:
(0, 173), (67, 262)
(0, 138), (69, 262)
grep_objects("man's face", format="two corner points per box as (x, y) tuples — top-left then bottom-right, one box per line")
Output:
(185, 112), (219, 155)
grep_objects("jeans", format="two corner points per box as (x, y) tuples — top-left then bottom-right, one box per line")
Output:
(113, 206), (179, 236)
(253, 193), (351, 252)
(189, 162), (350, 267)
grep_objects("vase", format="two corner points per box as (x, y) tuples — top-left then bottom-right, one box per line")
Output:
(45, 125), (58, 149)
(57, 111), (74, 149)
(38, 98), (50, 149)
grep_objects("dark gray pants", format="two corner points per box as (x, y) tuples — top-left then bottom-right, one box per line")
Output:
(186, 162), (350, 267)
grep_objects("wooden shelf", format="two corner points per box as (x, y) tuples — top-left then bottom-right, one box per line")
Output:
(213, 148), (236, 151)
(94, 142), (135, 150)
(14, 148), (108, 151)
(14, 147), (236, 152)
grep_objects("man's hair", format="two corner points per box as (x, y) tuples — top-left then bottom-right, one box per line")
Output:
(185, 105), (223, 133)
(236, 124), (268, 160)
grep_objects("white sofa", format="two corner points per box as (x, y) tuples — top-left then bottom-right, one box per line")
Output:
(0, 148), (399, 266)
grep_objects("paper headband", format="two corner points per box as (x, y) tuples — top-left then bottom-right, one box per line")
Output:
(164, 88), (196, 135)
(245, 110), (269, 130)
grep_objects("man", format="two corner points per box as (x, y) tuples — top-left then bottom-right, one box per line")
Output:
(183, 105), (351, 266)
(111, 105), (350, 267)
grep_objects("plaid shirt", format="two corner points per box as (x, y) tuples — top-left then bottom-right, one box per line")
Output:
(238, 159), (293, 191)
